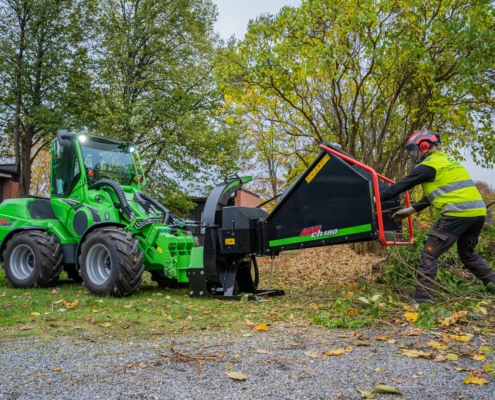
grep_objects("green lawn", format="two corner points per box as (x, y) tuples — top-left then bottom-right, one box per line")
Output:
(0, 268), (308, 340)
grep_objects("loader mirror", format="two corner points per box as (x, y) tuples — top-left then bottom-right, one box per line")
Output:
(57, 129), (75, 147)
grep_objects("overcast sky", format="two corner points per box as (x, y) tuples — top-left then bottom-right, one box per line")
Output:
(212, 0), (494, 185)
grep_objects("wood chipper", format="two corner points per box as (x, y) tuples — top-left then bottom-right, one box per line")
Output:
(188, 143), (414, 299)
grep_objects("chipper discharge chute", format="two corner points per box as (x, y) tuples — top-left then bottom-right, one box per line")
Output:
(190, 143), (414, 300)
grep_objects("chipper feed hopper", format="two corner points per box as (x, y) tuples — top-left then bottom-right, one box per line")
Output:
(0, 130), (412, 299)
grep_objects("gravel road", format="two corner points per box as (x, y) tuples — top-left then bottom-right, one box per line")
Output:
(0, 324), (493, 400)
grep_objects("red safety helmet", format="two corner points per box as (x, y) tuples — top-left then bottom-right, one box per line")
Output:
(405, 129), (440, 164)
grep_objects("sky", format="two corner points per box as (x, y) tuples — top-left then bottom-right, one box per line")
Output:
(212, 0), (494, 186)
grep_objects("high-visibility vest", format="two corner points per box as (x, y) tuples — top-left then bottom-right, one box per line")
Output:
(420, 151), (486, 217)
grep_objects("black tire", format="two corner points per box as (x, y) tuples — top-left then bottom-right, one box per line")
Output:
(79, 227), (144, 297)
(64, 265), (83, 282)
(150, 270), (183, 288)
(2, 230), (63, 288)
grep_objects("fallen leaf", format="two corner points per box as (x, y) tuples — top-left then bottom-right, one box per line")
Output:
(33, 373), (44, 377)
(374, 336), (390, 341)
(464, 373), (488, 385)
(375, 368), (382, 373)
(390, 378), (405, 384)
(241, 333), (252, 337)
(357, 388), (375, 399)
(446, 353), (459, 361)
(253, 323), (270, 331)
(304, 351), (319, 358)
(433, 356), (447, 362)
(124, 304), (133, 309)
(30, 312), (41, 317)
(401, 349), (431, 359)
(441, 311), (468, 326)
(72, 326), (83, 330)
(404, 312), (418, 323)
(100, 322), (112, 328)
(347, 307), (359, 316)
(51, 367), (62, 371)
(371, 384), (402, 395)
(479, 346), (490, 354)
(2, 302), (12, 309)
(352, 339), (370, 347)
(427, 341), (447, 350)
(322, 348), (345, 356)
(358, 297), (370, 304)
(387, 339), (397, 344)
(18, 326), (33, 331)
(473, 354), (485, 361)
(226, 372), (247, 381)
(344, 346), (353, 353)
(454, 367), (469, 371)
(451, 335), (471, 343)
(403, 304), (416, 312)
(57, 308), (67, 313)
(401, 328), (424, 336)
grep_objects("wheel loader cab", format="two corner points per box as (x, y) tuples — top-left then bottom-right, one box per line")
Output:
(49, 132), (142, 239)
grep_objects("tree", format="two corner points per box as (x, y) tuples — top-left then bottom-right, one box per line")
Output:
(0, 0), (92, 196)
(29, 147), (49, 197)
(87, 0), (242, 212)
(218, 0), (495, 187)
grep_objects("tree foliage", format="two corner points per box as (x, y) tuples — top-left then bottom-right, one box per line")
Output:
(218, 0), (495, 187)
(0, 0), (92, 196)
(86, 0), (241, 211)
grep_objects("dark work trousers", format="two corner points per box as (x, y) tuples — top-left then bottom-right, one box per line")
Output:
(415, 216), (495, 299)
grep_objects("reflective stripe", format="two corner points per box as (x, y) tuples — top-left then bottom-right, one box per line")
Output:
(427, 179), (476, 202)
(442, 200), (486, 214)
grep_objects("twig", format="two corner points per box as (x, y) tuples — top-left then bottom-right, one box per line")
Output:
(170, 342), (218, 369)
(373, 319), (400, 332)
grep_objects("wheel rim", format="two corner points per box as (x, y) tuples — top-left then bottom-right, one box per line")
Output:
(10, 244), (35, 280)
(86, 244), (112, 285)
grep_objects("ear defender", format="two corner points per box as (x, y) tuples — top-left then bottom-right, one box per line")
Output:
(419, 141), (431, 152)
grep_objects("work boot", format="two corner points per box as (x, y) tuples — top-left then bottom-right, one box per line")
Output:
(400, 294), (434, 305)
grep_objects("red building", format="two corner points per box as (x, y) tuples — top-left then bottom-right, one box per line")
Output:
(0, 164), (20, 202)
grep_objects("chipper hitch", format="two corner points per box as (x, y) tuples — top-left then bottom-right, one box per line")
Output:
(189, 144), (414, 300)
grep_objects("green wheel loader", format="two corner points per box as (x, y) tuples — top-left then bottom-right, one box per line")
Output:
(0, 130), (202, 296)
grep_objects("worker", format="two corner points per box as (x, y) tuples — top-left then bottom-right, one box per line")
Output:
(380, 129), (495, 304)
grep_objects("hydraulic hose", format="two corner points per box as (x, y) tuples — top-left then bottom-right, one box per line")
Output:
(137, 192), (177, 225)
(89, 179), (136, 221)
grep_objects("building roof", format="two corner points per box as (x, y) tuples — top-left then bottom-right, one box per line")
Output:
(0, 163), (20, 181)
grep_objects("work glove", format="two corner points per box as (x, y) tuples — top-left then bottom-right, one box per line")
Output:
(391, 207), (416, 224)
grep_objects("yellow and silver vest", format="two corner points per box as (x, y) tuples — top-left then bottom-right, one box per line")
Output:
(420, 151), (486, 217)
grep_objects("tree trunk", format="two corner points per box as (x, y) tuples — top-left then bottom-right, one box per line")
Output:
(20, 126), (33, 197)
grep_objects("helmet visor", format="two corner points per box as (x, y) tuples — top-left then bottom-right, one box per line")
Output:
(406, 143), (421, 164)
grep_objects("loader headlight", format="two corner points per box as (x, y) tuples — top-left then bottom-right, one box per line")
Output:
(78, 134), (87, 143)
(129, 146), (135, 153)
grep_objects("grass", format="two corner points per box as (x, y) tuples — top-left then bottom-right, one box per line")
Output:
(1, 236), (494, 342)
(0, 269), (310, 340)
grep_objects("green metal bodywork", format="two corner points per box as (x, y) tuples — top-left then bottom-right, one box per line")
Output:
(0, 133), (202, 283)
